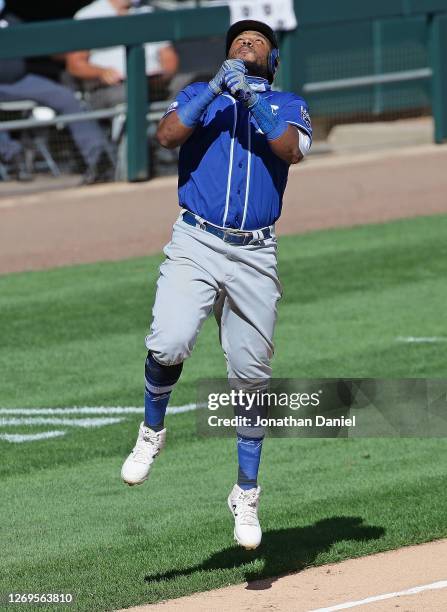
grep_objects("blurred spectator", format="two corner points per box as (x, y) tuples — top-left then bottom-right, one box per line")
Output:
(0, 10), (115, 183)
(66, 0), (179, 108)
(4, 1), (91, 83)
(0, 131), (32, 181)
(26, 54), (67, 83)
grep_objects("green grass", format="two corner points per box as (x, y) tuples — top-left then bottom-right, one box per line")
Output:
(1, 214), (446, 611)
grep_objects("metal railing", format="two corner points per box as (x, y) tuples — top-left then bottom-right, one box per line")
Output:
(303, 68), (433, 94)
(0, 102), (169, 132)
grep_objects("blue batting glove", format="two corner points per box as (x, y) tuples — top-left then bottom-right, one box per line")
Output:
(178, 60), (247, 128)
(224, 71), (289, 141)
(223, 70), (258, 107)
(208, 59), (247, 95)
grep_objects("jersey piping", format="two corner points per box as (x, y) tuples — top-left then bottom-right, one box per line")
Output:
(222, 94), (237, 228)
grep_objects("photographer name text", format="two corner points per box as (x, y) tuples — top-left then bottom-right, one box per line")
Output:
(207, 415), (356, 428)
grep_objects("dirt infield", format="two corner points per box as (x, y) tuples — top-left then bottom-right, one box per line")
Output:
(121, 539), (447, 612)
(1, 143), (447, 275)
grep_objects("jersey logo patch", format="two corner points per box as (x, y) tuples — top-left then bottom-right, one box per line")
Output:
(166, 101), (179, 114)
(270, 104), (279, 114)
(301, 105), (311, 129)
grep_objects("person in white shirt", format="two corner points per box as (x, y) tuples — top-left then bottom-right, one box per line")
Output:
(66, 0), (179, 108)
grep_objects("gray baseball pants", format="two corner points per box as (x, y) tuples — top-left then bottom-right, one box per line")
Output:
(146, 213), (282, 384)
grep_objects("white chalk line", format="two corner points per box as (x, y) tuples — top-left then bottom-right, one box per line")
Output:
(396, 336), (447, 343)
(0, 403), (199, 416)
(0, 404), (200, 443)
(0, 431), (66, 443)
(0, 417), (124, 428)
(309, 579), (447, 612)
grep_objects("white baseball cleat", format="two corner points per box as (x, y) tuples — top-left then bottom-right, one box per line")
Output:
(121, 422), (166, 486)
(227, 484), (262, 550)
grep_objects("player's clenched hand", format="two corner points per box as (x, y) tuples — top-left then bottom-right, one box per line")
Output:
(223, 70), (258, 107)
(208, 59), (246, 95)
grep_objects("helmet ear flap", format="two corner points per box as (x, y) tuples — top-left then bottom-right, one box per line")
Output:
(268, 48), (280, 81)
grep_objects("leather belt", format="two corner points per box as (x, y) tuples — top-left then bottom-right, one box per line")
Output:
(182, 210), (271, 246)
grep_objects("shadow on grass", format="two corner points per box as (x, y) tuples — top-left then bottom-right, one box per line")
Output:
(144, 515), (385, 589)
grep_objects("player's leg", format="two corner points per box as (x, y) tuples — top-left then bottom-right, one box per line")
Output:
(216, 240), (281, 548)
(220, 239), (281, 482)
(143, 224), (222, 428)
(143, 352), (182, 433)
(216, 293), (270, 549)
(122, 223), (219, 485)
(120, 353), (182, 486)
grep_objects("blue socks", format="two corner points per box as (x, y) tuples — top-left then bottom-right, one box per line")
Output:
(144, 352), (183, 432)
(144, 388), (171, 432)
(237, 435), (264, 490)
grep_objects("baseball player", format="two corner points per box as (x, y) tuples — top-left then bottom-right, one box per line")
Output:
(121, 20), (312, 550)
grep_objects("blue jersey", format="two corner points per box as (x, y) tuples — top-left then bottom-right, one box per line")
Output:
(166, 78), (312, 231)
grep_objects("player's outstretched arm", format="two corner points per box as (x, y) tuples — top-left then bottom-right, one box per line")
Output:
(157, 60), (246, 149)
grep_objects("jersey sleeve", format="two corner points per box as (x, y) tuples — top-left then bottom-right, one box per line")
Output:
(162, 83), (206, 120)
(279, 96), (313, 141)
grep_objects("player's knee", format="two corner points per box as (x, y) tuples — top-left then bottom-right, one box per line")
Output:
(227, 350), (272, 382)
(147, 336), (193, 366)
(145, 351), (183, 392)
